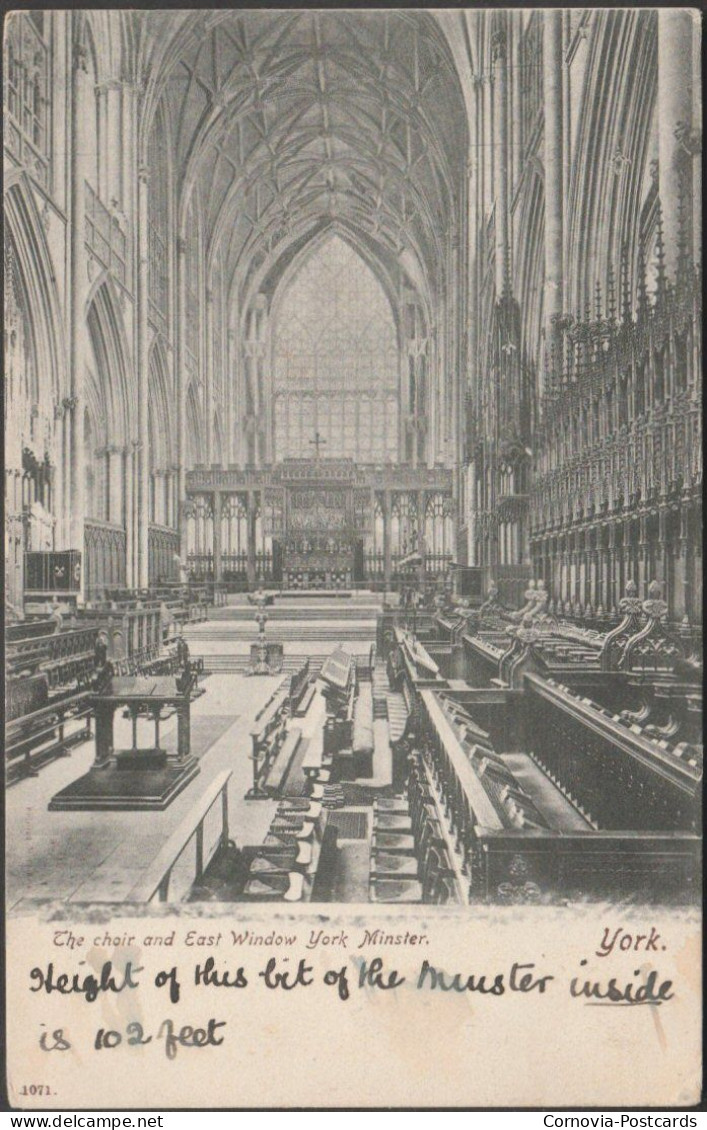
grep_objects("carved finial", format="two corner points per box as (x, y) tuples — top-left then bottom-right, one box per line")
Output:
(647, 579), (662, 601)
(655, 205), (667, 296)
(634, 243), (647, 317)
(625, 579), (638, 598)
(676, 174), (690, 283)
(607, 262), (617, 322)
(620, 242), (631, 322)
(594, 279), (602, 321)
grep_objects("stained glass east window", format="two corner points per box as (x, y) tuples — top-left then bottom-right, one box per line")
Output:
(274, 236), (399, 462)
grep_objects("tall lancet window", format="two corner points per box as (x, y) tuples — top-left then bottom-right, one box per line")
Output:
(273, 236), (399, 463)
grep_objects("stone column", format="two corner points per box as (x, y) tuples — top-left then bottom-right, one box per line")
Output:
(213, 489), (222, 583)
(510, 12), (522, 192)
(176, 237), (188, 552)
(105, 81), (121, 208)
(96, 85), (109, 203)
(152, 470), (165, 526)
(543, 11), (564, 325)
(658, 10), (695, 278)
(492, 16), (510, 296)
(226, 329), (235, 465)
(125, 441), (137, 586)
(204, 287), (214, 466)
(136, 165), (150, 588)
(59, 401), (70, 547)
(164, 471), (173, 529)
(106, 446), (124, 525)
(69, 29), (89, 573)
(692, 28), (702, 267)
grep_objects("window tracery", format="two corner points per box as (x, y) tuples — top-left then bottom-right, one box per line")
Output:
(273, 237), (399, 462)
(4, 13), (50, 188)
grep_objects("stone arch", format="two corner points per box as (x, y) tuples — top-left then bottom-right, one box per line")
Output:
(4, 175), (66, 604)
(566, 10), (657, 314)
(82, 279), (132, 594)
(85, 277), (132, 451)
(4, 174), (65, 413)
(268, 232), (401, 464)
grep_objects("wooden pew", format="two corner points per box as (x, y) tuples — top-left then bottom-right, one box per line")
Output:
(266, 727), (302, 796)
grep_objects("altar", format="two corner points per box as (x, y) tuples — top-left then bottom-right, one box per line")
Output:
(185, 458), (455, 589)
(279, 461), (363, 589)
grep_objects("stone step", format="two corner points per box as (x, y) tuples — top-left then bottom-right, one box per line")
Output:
(184, 624), (375, 642)
(225, 591), (384, 606)
(211, 605), (382, 621)
(197, 654), (330, 674)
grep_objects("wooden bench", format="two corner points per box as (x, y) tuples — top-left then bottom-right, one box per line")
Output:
(294, 681), (317, 718)
(266, 727), (302, 795)
(288, 659), (311, 714)
(352, 683), (374, 778)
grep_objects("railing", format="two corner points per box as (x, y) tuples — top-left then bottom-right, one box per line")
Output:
(221, 551), (249, 578)
(247, 683), (290, 799)
(419, 689), (503, 894)
(129, 771), (233, 903)
(525, 674), (701, 799)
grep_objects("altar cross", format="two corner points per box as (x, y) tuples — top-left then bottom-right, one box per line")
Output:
(309, 431), (327, 459)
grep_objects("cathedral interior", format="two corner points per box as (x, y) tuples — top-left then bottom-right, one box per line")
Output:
(5, 10), (702, 909)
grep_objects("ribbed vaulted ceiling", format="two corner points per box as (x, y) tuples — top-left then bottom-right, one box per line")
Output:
(140, 10), (468, 300)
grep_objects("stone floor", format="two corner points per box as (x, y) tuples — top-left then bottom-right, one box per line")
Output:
(6, 672), (288, 909)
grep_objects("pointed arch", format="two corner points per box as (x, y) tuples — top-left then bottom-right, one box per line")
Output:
(267, 224), (407, 346)
(270, 233), (401, 463)
(85, 277), (132, 449)
(566, 10), (657, 314)
(3, 173), (66, 407)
